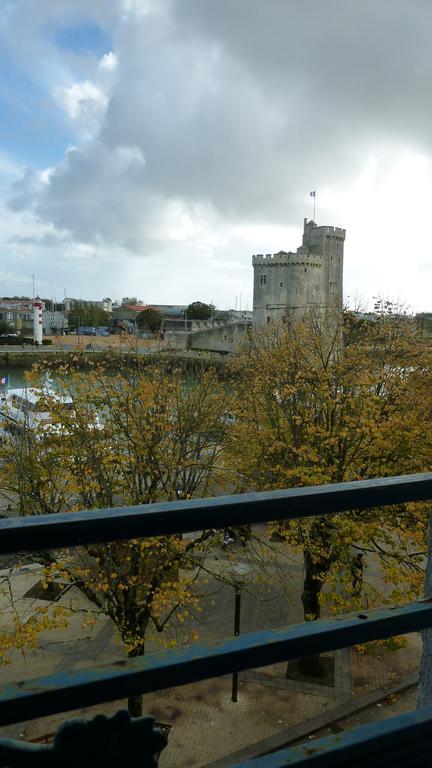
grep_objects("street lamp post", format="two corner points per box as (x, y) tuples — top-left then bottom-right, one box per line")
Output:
(229, 563), (251, 703)
(232, 584), (241, 703)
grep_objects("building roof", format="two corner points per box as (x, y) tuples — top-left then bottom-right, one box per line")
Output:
(0, 307), (33, 314)
(150, 305), (188, 316)
(122, 304), (149, 312)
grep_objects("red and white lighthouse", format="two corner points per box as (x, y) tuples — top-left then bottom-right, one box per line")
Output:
(33, 296), (43, 345)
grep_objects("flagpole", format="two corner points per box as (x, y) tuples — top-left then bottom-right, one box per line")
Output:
(309, 190), (316, 222)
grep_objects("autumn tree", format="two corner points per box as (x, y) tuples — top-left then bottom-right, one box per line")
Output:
(230, 309), (432, 674)
(2, 361), (233, 714)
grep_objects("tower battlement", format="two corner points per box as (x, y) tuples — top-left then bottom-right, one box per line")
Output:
(305, 224), (346, 237)
(253, 251), (295, 265)
(252, 251), (323, 268)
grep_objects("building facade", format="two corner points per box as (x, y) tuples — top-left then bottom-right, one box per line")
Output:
(252, 218), (345, 329)
(0, 307), (34, 333)
(102, 298), (113, 314)
(42, 310), (68, 335)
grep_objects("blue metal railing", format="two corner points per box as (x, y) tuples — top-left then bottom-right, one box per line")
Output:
(1, 472), (432, 767)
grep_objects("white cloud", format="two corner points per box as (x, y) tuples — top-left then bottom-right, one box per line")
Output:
(39, 167), (55, 185)
(2, 1), (432, 310)
(54, 80), (108, 136)
(121, 0), (168, 18)
(98, 52), (118, 72)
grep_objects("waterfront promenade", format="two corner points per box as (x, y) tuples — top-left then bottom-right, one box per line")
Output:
(0, 334), (166, 354)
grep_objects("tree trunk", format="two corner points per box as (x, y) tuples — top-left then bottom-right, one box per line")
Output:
(128, 644), (145, 717)
(350, 552), (364, 598)
(301, 548), (325, 621)
(417, 516), (432, 708)
(298, 548), (330, 677)
(287, 534), (332, 679)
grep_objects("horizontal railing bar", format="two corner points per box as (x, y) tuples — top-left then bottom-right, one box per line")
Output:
(1, 473), (432, 554)
(231, 705), (432, 767)
(0, 601), (430, 726)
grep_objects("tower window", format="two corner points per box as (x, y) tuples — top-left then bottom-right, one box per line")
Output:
(280, 282), (283, 287)
(260, 274), (267, 285)
(267, 316), (271, 324)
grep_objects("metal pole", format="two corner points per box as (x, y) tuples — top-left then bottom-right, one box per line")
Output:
(231, 586), (241, 702)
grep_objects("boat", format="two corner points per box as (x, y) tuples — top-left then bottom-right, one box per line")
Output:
(0, 387), (74, 434)
(0, 386), (101, 436)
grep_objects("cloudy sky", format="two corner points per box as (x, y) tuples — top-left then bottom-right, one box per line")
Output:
(1, 0), (432, 310)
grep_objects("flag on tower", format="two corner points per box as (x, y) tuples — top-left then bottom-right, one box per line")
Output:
(310, 190), (316, 198)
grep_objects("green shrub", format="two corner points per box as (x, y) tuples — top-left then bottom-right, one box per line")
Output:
(0, 337), (32, 345)
(42, 339), (53, 346)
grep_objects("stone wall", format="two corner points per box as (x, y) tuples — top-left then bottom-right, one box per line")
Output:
(187, 321), (251, 353)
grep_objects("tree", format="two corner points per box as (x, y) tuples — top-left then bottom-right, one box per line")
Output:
(230, 310), (432, 675)
(121, 297), (141, 306)
(68, 302), (110, 330)
(0, 320), (12, 336)
(136, 308), (162, 333)
(186, 302), (215, 321)
(2, 361), (233, 715)
(416, 313), (432, 334)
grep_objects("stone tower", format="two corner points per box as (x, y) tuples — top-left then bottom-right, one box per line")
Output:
(252, 218), (345, 330)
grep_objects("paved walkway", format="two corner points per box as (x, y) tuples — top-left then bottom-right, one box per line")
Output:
(14, 637), (421, 768)
(0, 534), (423, 766)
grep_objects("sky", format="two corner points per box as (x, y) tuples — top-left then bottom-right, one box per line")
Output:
(1, 0), (432, 311)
